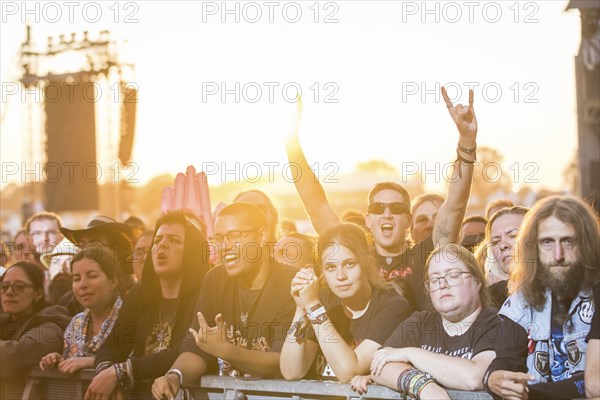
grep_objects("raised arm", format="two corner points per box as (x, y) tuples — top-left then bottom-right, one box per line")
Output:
(189, 312), (283, 378)
(433, 87), (477, 247)
(284, 97), (341, 234)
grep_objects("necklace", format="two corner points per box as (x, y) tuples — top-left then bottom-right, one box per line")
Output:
(238, 286), (264, 327)
(239, 293), (249, 327)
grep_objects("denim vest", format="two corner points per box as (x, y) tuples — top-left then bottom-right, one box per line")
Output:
(499, 289), (595, 384)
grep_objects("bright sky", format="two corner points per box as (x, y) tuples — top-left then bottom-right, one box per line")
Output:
(1, 0), (582, 194)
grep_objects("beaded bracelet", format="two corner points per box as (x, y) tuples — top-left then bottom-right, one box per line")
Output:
(114, 363), (126, 386)
(411, 372), (435, 398)
(397, 368), (420, 393)
(124, 359), (135, 386)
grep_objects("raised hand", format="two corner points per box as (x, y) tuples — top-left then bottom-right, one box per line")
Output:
(441, 86), (477, 144)
(296, 266), (320, 308)
(188, 312), (231, 359)
(290, 266), (318, 309)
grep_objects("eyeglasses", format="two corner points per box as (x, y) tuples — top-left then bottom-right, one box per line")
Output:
(367, 202), (410, 215)
(208, 229), (257, 245)
(424, 271), (472, 292)
(1, 282), (35, 294)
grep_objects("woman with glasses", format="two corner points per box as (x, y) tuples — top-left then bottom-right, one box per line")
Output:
(1, 262), (71, 380)
(363, 244), (500, 399)
(280, 223), (413, 382)
(39, 246), (123, 375)
(84, 211), (210, 399)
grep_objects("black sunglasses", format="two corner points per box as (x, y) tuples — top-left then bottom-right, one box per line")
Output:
(367, 202), (410, 215)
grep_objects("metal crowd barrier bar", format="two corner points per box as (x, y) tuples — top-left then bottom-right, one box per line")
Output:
(0, 368), (492, 400)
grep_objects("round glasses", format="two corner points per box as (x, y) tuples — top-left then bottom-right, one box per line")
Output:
(424, 271), (472, 292)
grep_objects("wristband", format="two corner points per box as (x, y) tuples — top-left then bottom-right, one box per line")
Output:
(166, 368), (184, 386)
(457, 143), (476, 154)
(305, 302), (323, 314)
(456, 150), (476, 164)
(307, 306), (326, 320)
(308, 308), (328, 325)
(287, 317), (308, 344)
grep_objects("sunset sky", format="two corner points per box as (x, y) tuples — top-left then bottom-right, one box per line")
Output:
(1, 1), (582, 195)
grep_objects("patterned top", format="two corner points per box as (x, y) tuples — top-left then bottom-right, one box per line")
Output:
(63, 297), (122, 358)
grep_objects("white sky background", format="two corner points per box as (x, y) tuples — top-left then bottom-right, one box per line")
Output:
(1, 0), (582, 193)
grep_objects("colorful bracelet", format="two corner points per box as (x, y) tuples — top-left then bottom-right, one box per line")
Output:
(114, 363), (125, 386)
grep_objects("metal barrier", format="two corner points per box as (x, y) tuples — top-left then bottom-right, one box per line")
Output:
(1, 369), (492, 400)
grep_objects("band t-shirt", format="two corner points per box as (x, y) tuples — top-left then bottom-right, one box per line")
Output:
(384, 307), (500, 360)
(311, 287), (413, 379)
(180, 263), (297, 377)
(377, 236), (434, 311)
(586, 282), (599, 342)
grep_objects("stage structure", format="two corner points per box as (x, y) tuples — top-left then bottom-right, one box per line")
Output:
(568, 1), (600, 213)
(19, 26), (137, 217)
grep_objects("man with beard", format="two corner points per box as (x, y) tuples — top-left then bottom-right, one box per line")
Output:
(285, 88), (477, 310)
(485, 196), (600, 400)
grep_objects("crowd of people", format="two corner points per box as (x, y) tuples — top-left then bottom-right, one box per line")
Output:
(1, 90), (599, 400)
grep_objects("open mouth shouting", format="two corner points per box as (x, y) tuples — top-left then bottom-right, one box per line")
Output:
(380, 222), (395, 236)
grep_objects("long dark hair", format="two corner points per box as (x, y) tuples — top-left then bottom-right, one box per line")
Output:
(139, 211), (210, 318)
(317, 223), (389, 291)
(1, 262), (47, 312)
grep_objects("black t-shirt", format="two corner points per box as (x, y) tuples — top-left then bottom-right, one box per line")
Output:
(489, 280), (509, 309)
(384, 307), (500, 360)
(311, 287), (413, 379)
(376, 236), (433, 312)
(180, 262), (296, 376)
(586, 282), (599, 342)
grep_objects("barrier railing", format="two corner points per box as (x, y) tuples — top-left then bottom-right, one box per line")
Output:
(1, 368), (492, 400)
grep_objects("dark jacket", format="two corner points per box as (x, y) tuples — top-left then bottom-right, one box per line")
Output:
(0, 305), (71, 379)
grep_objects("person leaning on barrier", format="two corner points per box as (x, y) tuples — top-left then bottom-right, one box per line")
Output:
(85, 211), (210, 400)
(485, 195), (600, 400)
(39, 246), (123, 375)
(280, 223), (413, 382)
(151, 202), (296, 400)
(362, 244), (500, 399)
(1, 262), (71, 380)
